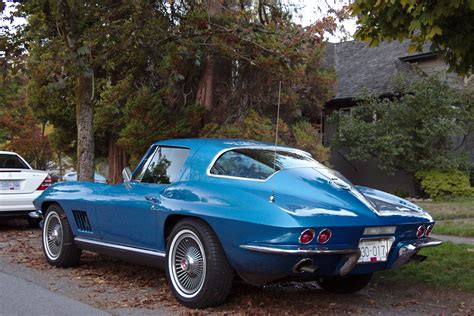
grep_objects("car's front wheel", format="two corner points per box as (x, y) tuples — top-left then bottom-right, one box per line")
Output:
(42, 204), (81, 267)
(166, 218), (233, 308)
(317, 273), (373, 294)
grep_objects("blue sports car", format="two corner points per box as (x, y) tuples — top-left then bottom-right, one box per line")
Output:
(33, 138), (441, 308)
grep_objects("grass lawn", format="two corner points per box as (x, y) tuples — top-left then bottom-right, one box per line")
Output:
(376, 242), (474, 292)
(418, 198), (474, 220)
(434, 218), (474, 237)
(416, 198), (474, 237)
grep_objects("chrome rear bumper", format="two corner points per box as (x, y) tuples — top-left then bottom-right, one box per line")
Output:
(240, 244), (362, 276)
(392, 237), (442, 269)
(239, 244), (359, 256)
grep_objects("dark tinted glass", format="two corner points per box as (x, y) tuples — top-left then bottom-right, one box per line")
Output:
(138, 147), (189, 184)
(210, 148), (323, 180)
(0, 154), (30, 169)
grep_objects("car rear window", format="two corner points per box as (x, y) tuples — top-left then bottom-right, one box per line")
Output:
(0, 154), (30, 169)
(209, 148), (324, 180)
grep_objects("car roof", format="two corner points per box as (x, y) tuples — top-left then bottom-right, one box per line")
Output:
(154, 138), (296, 152)
(0, 151), (20, 155)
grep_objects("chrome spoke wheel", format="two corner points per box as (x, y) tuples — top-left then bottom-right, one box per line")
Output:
(169, 229), (206, 299)
(43, 211), (63, 260)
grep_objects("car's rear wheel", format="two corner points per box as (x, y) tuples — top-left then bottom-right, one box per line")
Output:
(42, 204), (81, 267)
(317, 273), (373, 294)
(165, 218), (233, 308)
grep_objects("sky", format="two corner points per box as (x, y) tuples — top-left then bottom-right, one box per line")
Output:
(1, 0), (357, 42)
(297, 0), (356, 42)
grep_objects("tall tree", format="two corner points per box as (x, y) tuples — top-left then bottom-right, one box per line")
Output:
(351, 0), (474, 75)
(5, 0), (336, 175)
(56, 0), (95, 181)
(195, 0), (230, 111)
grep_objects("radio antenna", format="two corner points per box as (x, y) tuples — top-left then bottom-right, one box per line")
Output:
(269, 81), (282, 203)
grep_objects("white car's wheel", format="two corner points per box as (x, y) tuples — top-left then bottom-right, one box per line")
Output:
(166, 219), (233, 308)
(42, 204), (81, 267)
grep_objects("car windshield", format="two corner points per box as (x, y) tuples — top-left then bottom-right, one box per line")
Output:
(210, 148), (326, 180)
(0, 153), (30, 169)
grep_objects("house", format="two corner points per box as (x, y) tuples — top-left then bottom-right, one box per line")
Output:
(323, 40), (474, 195)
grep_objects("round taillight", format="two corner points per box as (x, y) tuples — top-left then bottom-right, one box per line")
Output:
(317, 228), (332, 244)
(426, 224), (433, 237)
(299, 229), (315, 244)
(416, 225), (425, 239)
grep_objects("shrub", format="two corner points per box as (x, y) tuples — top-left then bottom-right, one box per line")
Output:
(202, 111), (330, 164)
(292, 121), (329, 163)
(416, 169), (473, 200)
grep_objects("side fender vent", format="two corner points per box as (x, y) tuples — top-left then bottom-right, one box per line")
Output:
(72, 210), (92, 233)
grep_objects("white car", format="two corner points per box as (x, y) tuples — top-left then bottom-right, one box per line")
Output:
(62, 171), (107, 183)
(0, 151), (51, 227)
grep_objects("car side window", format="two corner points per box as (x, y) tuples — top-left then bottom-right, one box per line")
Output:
(210, 150), (274, 180)
(136, 147), (189, 184)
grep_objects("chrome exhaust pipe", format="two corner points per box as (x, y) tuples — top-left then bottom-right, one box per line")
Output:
(293, 258), (319, 274)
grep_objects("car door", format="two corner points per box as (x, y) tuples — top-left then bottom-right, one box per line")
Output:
(95, 146), (190, 250)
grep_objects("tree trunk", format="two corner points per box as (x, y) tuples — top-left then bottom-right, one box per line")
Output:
(195, 0), (227, 111)
(76, 74), (95, 182)
(196, 55), (217, 110)
(107, 138), (128, 184)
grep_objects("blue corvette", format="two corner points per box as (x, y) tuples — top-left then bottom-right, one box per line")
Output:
(33, 138), (441, 308)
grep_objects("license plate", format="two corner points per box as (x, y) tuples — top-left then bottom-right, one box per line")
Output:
(358, 238), (394, 263)
(0, 180), (21, 191)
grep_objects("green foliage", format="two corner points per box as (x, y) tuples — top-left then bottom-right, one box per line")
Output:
(3, 0), (336, 171)
(352, 0), (474, 75)
(330, 77), (474, 175)
(119, 87), (204, 166)
(202, 111), (330, 163)
(292, 121), (329, 163)
(416, 170), (473, 200)
(201, 110), (284, 143)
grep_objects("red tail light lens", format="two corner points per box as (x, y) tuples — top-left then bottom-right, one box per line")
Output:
(37, 175), (52, 191)
(425, 224), (434, 237)
(299, 229), (315, 244)
(317, 228), (332, 244)
(416, 225), (425, 239)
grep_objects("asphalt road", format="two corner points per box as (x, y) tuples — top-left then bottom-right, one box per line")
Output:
(0, 270), (109, 316)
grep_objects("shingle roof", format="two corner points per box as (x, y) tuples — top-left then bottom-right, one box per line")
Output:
(326, 40), (432, 100)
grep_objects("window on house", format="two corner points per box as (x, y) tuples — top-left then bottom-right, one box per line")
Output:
(339, 107), (353, 117)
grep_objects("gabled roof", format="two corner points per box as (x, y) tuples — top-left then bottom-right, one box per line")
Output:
(325, 40), (433, 101)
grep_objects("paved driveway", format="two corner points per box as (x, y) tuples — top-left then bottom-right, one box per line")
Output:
(0, 270), (108, 316)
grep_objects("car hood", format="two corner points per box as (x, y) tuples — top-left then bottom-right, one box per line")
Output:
(266, 167), (432, 226)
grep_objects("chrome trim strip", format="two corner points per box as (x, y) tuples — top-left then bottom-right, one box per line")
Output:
(132, 146), (160, 182)
(239, 244), (358, 255)
(74, 237), (166, 257)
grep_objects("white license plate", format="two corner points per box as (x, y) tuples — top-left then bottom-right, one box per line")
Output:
(358, 238), (394, 263)
(0, 180), (21, 191)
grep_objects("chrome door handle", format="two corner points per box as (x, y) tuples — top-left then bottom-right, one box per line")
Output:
(145, 196), (159, 204)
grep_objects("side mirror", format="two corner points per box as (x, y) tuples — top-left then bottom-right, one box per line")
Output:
(122, 167), (132, 183)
